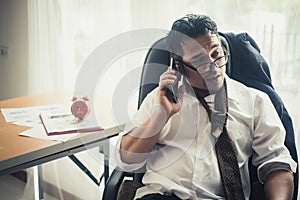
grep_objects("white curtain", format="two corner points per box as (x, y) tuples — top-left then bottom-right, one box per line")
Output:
(27, 0), (134, 96)
(27, 0), (63, 95)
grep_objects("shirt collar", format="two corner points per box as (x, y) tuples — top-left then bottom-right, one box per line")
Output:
(184, 75), (239, 105)
(225, 75), (240, 105)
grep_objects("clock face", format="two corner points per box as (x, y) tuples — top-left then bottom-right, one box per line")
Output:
(71, 100), (89, 119)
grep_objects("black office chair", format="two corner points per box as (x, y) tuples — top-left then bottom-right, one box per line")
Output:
(102, 32), (298, 200)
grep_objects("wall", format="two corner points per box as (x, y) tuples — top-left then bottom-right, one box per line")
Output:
(0, 0), (28, 100)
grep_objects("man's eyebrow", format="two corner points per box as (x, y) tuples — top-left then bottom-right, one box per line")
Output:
(208, 43), (222, 54)
(185, 42), (221, 63)
(211, 43), (220, 49)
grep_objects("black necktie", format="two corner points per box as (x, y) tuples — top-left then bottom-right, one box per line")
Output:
(194, 80), (245, 200)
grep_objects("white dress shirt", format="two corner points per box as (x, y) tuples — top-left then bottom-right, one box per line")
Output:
(115, 77), (297, 200)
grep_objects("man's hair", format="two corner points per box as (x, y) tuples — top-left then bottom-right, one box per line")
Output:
(165, 14), (218, 74)
(171, 14), (218, 38)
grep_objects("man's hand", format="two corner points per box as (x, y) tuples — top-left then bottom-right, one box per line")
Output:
(158, 68), (184, 118)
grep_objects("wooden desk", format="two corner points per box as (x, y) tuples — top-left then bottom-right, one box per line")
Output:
(0, 91), (123, 176)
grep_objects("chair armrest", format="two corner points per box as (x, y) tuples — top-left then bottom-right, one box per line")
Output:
(102, 168), (127, 200)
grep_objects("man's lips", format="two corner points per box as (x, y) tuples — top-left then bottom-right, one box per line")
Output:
(203, 74), (220, 81)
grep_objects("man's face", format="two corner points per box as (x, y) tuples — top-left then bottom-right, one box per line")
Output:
(180, 32), (226, 93)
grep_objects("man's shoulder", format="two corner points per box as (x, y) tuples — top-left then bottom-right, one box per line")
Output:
(227, 77), (269, 101)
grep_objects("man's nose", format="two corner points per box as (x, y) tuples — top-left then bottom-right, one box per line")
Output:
(209, 61), (218, 71)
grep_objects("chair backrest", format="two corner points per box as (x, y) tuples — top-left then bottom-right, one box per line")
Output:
(137, 32), (298, 200)
(138, 38), (170, 108)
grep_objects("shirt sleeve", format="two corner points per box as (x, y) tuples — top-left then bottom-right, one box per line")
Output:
(114, 89), (157, 172)
(258, 162), (293, 183)
(251, 91), (297, 183)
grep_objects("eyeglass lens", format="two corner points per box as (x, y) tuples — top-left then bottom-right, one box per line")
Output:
(196, 55), (228, 74)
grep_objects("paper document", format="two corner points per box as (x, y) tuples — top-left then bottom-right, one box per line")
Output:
(39, 113), (103, 135)
(2, 104), (103, 141)
(1, 104), (67, 124)
(19, 125), (78, 142)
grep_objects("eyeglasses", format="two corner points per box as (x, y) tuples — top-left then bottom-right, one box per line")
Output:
(181, 54), (229, 74)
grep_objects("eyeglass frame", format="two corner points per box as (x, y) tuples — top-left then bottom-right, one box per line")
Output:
(176, 54), (230, 73)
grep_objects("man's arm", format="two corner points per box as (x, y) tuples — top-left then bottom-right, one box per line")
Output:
(120, 69), (183, 164)
(264, 170), (294, 200)
(120, 106), (168, 164)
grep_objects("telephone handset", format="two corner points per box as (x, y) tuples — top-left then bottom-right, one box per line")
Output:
(165, 56), (181, 103)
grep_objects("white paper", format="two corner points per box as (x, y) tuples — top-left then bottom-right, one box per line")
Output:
(40, 113), (102, 134)
(1, 104), (67, 124)
(2, 104), (79, 142)
(19, 125), (78, 142)
(12, 120), (41, 127)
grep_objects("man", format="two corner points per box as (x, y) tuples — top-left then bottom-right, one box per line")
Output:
(115, 14), (297, 200)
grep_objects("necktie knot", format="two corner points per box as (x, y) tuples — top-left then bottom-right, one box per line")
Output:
(211, 110), (227, 132)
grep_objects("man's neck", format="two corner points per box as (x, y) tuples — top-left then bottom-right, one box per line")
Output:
(192, 87), (210, 98)
(192, 84), (226, 99)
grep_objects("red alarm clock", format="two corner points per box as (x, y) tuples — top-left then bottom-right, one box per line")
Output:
(71, 96), (90, 119)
